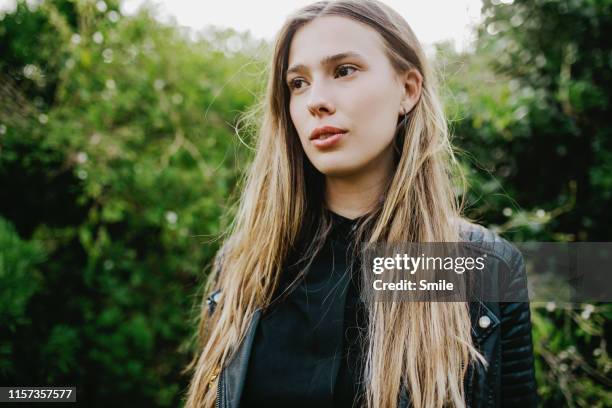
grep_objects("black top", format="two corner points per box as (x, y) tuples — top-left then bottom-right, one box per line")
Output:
(239, 211), (368, 408)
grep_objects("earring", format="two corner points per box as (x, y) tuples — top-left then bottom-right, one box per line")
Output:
(397, 107), (410, 127)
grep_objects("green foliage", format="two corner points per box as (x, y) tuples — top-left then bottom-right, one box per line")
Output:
(438, 1), (612, 406)
(0, 217), (46, 377)
(530, 302), (612, 407)
(1, 0), (267, 405)
(447, 0), (612, 242)
(0, 0), (609, 407)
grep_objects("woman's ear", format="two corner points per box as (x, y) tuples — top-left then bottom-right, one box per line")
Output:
(398, 68), (423, 115)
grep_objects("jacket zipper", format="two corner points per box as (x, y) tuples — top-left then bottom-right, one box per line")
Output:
(466, 362), (474, 408)
(215, 368), (223, 408)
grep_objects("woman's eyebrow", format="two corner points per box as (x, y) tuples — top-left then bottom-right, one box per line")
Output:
(286, 51), (365, 77)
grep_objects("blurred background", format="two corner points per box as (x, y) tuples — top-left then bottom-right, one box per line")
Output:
(0, 0), (610, 406)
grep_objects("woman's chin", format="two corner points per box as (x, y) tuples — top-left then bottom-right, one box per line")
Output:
(314, 161), (363, 178)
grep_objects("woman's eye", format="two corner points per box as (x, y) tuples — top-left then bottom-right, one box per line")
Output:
(335, 65), (357, 78)
(288, 65), (357, 91)
(289, 79), (305, 90)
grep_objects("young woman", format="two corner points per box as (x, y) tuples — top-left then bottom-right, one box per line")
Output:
(185, 1), (538, 407)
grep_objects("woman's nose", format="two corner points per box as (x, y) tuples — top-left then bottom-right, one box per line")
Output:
(306, 84), (335, 116)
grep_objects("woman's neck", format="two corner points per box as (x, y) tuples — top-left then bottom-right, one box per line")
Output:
(324, 151), (394, 220)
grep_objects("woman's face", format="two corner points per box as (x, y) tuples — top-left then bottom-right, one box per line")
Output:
(286, 16), (415, 178)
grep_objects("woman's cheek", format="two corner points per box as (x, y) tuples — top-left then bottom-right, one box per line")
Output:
(350, 95), (396, 148)
(289, 101), (308, 144)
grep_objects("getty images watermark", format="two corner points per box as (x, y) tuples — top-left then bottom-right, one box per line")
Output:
(359, 242), (612, 303)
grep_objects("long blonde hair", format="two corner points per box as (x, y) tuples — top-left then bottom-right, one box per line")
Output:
(185, 1), (486, 407)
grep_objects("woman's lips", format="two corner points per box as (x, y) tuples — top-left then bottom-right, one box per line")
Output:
(311, 132), (346, 148)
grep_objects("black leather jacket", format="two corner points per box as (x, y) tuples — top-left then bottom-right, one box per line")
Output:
(207, 221), (539, 408)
